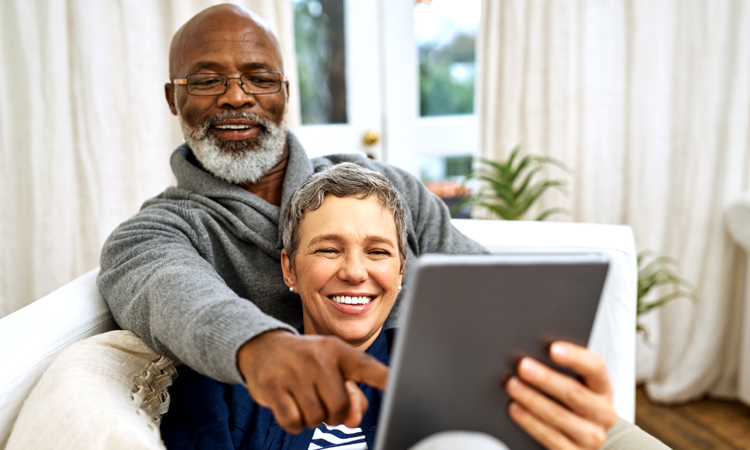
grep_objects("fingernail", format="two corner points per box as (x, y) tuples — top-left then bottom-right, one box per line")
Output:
(519, 358), (537, 375)
(551, 343), (567, 359)
(508, 377), (523, 392)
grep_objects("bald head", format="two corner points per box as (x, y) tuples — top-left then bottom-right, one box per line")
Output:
(169, 4), (283, 79)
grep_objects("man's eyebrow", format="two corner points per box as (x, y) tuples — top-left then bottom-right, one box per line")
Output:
(239, 62), (274, 72)
(189, 61), (224, 73)
(188, 61), (274, 74)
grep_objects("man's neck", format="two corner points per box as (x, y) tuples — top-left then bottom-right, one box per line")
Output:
(238, 144), (289, 207)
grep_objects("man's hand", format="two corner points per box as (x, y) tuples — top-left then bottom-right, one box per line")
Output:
(237, 330), (388, 433)
(505, 342), (617, 450)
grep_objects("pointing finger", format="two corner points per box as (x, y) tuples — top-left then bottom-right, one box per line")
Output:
(340, 350), (389, 391)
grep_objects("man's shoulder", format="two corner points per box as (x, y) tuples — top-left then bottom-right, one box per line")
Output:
(311, 152), (375, 169)
(310, 154), (421, 190)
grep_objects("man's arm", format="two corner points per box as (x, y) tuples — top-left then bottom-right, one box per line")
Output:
(99, 193), (390, 433)
(97, 200), (296, 384)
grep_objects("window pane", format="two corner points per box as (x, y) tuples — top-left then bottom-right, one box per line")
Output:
(293, 0), (348, 125)
(414, 0), (481, 117)
(420, 154), (473, 218)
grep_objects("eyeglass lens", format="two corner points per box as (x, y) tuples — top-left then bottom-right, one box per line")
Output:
(185, 73), (281, 95)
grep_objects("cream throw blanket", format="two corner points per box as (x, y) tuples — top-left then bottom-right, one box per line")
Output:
(6, 331), (178, 450)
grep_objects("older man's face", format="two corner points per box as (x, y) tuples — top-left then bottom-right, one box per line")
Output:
(166, 15), (289, 184)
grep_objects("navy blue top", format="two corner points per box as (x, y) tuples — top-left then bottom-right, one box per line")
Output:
(160, 329), (395, 450)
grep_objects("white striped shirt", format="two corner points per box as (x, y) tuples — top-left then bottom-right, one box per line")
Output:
(308, 423), (368, 449)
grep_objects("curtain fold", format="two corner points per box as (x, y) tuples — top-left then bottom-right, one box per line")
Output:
(0, 0), (299, 318)
(477, 0), (750, 402)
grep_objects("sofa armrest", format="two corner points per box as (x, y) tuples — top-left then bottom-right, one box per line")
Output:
(451, 219), (637, 422)
(725, 194), (750, 405)
(0, 268), (118, 449)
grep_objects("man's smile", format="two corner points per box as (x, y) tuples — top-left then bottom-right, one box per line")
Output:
(211, 118), (260, 141)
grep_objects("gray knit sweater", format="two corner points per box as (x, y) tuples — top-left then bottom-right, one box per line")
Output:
(97, 132), (486, 384)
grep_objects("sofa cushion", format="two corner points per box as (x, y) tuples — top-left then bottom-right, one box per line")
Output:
(6, 330), (177, 450)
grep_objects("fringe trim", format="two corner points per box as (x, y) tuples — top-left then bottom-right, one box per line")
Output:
(131, 355), (181, 427)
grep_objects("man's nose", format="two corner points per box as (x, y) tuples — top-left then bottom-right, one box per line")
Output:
(216, 78), (257, 109)
(338, 255), (368, 284)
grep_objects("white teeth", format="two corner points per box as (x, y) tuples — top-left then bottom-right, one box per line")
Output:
(330, 295), (373, 305)
(215, 124), (251, 130)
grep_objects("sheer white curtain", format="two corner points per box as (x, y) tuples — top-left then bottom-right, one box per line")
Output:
(0, 0), (300, 318)
(477, 0), (750, 403)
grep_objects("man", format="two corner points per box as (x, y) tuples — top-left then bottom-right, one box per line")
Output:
(99, 4), (666, 449)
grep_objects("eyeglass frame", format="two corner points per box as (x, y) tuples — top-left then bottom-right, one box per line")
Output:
(170, 71), (288, 96)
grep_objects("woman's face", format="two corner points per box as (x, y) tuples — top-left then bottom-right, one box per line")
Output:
(281, 194), (404, 351)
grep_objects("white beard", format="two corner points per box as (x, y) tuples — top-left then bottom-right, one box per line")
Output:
(177, 105), (288, 185)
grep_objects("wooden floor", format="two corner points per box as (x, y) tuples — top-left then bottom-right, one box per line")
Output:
(635, 387), (750, 449)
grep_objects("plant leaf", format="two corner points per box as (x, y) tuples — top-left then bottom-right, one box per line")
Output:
(535, 208), (569, 221)
(517, 180), (566, 214)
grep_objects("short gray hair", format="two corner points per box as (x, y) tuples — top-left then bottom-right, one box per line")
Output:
(282, 163), (408, 267)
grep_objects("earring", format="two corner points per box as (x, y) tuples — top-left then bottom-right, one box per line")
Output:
(398, 285), (402, 291)
(289, 287), (294, 293)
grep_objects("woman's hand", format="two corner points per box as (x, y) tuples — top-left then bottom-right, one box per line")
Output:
(505, 342), (617, 450)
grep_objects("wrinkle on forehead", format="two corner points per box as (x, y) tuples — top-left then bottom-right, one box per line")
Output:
(169, 4), (283, 78)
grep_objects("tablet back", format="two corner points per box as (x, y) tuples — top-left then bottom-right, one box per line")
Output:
(374, 253), (609, 450)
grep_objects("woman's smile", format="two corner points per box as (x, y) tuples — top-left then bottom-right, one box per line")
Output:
(327, 293), (378, 314)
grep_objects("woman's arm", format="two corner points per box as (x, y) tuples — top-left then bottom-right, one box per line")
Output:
(506, 342), (617, 450)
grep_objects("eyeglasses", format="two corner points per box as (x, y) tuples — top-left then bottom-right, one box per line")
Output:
(171, 72), (286, 96)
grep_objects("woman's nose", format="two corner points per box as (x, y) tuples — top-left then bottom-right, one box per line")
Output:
(338, 255), (367, 284)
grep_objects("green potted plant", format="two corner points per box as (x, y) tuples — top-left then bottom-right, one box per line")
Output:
(458, 146), (570, 220)
(637, 250), (696, 335)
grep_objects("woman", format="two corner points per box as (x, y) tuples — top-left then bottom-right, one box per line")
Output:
(160, 162), (406, 449)
(160, 163), (649, 450)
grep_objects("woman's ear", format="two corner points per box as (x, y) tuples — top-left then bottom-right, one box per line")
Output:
(280, 249), (297, 289)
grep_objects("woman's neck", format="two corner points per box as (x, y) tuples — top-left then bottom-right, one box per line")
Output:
(303, 321), (383, 352)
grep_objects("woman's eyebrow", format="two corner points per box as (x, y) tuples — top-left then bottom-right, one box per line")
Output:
(364, 236), (396, 247)
(309, 234), (342, 245)
(307, 234), (395, 246)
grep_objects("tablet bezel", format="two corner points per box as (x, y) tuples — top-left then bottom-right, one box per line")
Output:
(373, 253), (610, 450)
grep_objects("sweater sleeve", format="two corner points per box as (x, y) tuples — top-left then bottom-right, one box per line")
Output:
(96, 198), (297, 385)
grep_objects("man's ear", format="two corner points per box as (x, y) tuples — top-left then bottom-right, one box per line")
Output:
(280, 249), (297, 290)
(165, 83), (178, 116)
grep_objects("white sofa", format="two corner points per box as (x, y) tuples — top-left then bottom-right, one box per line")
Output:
(725, 194), (750, 406)
(0, 219), (637, 448)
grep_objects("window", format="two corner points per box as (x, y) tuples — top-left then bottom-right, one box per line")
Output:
(293, 0), (481, 215)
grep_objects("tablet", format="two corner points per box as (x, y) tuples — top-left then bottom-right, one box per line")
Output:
(373, 253), (610, 450)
